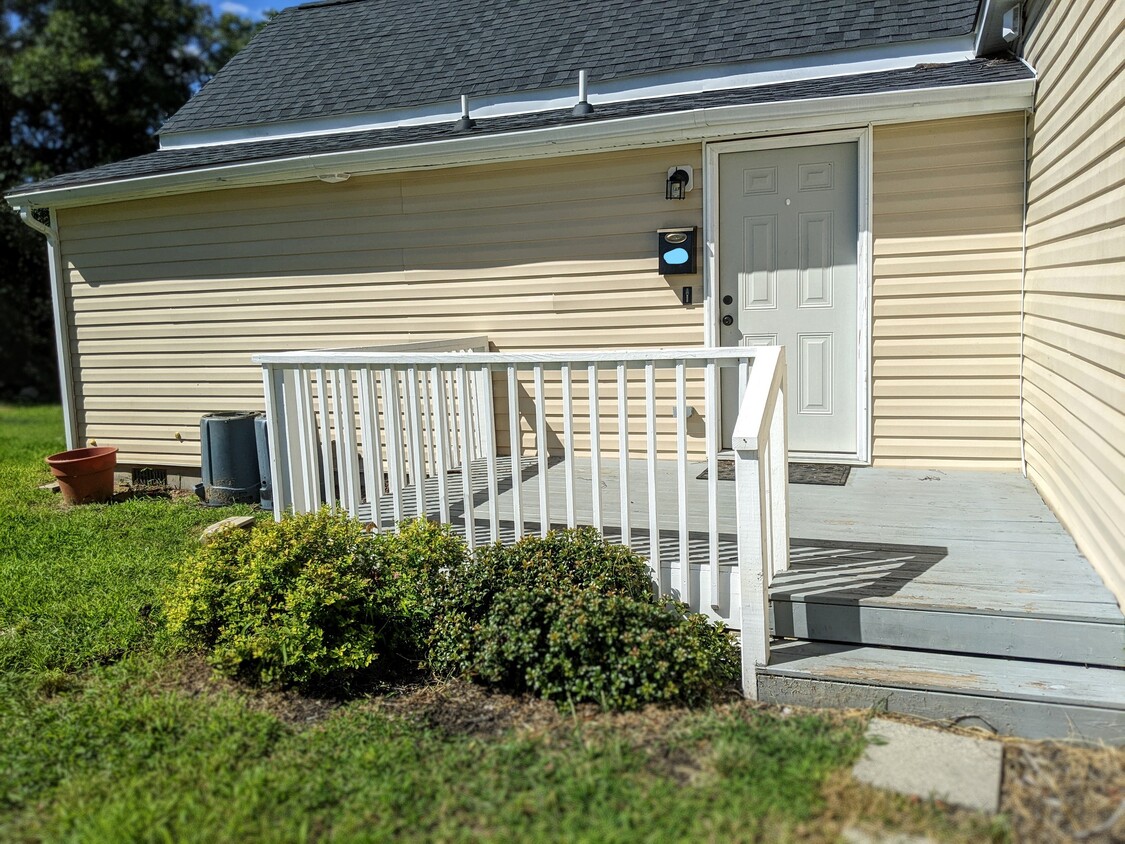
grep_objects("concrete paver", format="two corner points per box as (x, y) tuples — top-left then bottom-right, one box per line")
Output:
(851, 718), (1003, 813)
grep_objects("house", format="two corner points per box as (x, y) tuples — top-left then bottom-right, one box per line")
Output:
(7, 0), (1124, 738)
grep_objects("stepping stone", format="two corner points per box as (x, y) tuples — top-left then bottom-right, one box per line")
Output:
(852, 718), (1003, 813)
(200, 515), (256, 544)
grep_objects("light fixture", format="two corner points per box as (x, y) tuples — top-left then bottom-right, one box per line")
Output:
(316, 173), (351, 183)
(666, 165), (693, 200)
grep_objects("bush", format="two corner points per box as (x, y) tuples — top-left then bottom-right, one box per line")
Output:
(428, 528), (739, 709)
(163, 512), (466, 688)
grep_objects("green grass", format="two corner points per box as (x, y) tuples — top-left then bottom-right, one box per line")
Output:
(2, 404), (997, 843)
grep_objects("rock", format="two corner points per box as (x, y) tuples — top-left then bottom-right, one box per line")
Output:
(200, 515), (256, 544)
(38, 481), (60, 492)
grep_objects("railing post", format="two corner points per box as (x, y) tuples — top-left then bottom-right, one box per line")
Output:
(735, 444), (770, 700)
(260, 364), (289, 520)
(731, 345), (787, 701)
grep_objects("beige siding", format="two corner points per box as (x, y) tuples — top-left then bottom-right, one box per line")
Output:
(871, 113), (1026, 468)
(58, 146), (706, 467)
(1022, 0), (1125, 603)
(61, 114), (1037, 476)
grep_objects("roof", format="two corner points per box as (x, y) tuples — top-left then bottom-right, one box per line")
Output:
(12, 59), (1032, 197)
(160, 0), (983, 136)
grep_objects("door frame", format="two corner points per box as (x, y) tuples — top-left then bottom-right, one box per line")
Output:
(703, 127), (873, 464)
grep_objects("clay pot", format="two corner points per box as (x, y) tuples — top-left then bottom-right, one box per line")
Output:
(45, 446), (119, 505)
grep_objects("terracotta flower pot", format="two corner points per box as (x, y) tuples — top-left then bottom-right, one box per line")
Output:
(45, 446), (119, 505)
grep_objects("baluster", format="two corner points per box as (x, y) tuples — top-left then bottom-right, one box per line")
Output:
(456, 365), (476, 549)
(616, 361), (630, 548)
(295, 367), (320, 511)
(315, 368), (335, 512)
(382, 366), (405, 525)
(705, 359), (721, 609)
(645, 360), (661, 590)
(358, 368), (381, 527)
(430, 366), (451, 525)
(675, 360), (690, 607)
(507, 365), (523, 540)
(405, 366), (426, 519)
(561, 362), (576, 529)
(480, 365), (500, 543)
(534, 364), (550, 537)
(588, 362), (602, 532)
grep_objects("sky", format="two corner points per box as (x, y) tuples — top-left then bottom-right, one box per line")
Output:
(209, 1), (281, 20)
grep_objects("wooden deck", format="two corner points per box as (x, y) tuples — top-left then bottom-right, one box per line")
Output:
(363, 458), (1125, 741)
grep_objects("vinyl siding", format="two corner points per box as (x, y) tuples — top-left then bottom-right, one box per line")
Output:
(59, 114), (1031, 474)
(871, 113), (1026, 468)
(1022, 0), (1125, 603)
(58, 145), (707, 467)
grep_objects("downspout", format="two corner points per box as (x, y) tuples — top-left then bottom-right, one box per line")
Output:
(1018, 108), (1029, 477)
(14, 204), (78, 450)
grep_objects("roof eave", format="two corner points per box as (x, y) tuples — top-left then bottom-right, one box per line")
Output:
(7, 74), (1036, 211)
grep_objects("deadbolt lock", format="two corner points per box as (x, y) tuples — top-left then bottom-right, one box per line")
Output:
(722, 315), (734, 326)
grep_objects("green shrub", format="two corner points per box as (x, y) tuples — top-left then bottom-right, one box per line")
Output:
(428, 528), (739, 709)
(368, 517), (468, 659)
(426, 528), (654, 675)
(163, 511), (465, 688)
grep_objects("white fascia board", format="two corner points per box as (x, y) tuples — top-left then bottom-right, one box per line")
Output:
(159, 36), (976, 150)
(10, 76), (1035, 210)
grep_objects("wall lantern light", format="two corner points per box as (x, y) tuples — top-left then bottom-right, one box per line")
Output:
(666, 165), (693, 200)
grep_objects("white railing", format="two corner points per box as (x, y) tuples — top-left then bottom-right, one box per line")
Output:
(253, 341), (788, 698)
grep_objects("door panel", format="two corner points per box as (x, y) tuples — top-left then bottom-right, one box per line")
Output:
(719, 142), (859, 453)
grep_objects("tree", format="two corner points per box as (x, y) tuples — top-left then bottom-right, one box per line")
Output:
(0, 1), (263, 399)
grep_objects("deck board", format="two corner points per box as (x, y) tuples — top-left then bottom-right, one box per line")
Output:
(363, 458), (1122, 627)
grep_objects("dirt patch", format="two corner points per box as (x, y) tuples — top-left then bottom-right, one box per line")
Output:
(370, 678), (567, 739)
(151, 656), (341, 726)
(1002, 740), (1125, 843)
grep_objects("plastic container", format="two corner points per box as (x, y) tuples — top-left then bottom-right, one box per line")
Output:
(200, 411), (260, 506)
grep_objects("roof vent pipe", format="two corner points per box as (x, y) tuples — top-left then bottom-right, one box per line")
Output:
(454, 94), (476, 131)
(572, 70), (594, 116)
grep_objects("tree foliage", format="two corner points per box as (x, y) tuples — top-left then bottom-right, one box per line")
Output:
(0, 1), (263, 398)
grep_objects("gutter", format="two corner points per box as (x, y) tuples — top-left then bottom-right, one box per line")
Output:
(13, 205), (78, 449)
(8, 75), (1037, 211)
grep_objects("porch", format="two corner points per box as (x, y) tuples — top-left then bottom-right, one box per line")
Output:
(254, 341), (1125, 742)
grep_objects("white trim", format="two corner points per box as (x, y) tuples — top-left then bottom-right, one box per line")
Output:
(975, 0), (1022, 57)
(704, 127), (872, 464)
(9, 76), (1036, 210)
(160, 37), (976, 149)
(14, 205), (78, 449)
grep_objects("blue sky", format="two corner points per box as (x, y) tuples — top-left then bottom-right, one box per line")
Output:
(208, 1), (280, 19)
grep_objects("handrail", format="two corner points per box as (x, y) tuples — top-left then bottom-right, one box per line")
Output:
(253, 346), (763, 366)
(258, 339), (788, 701)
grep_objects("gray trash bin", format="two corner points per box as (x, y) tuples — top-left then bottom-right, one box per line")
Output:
(200, 411), (261, 506)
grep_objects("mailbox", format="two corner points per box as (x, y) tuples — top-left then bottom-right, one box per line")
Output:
(658, 227), (697, 275)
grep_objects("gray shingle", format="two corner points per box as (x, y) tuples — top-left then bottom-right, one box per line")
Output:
(13, 59), (1031, 196)
(160, 0), (983, 135)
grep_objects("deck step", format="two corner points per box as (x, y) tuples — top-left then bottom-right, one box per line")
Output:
(757, 640), (1125, 743)
(769, 598), (1125, 668)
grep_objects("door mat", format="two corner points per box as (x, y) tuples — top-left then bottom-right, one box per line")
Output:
(697, 460), (851, 486)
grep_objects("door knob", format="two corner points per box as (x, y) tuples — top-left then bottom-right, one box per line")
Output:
(722, 315), (734, 326)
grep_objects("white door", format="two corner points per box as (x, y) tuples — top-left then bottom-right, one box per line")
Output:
(719, 141), (859, 455)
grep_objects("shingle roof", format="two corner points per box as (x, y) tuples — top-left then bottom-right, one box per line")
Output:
(160, 0), (983, 135)
(14, 59), (1031, 196)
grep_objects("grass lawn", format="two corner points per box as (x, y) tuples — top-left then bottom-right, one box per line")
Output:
(0, 404), (1016, 842)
